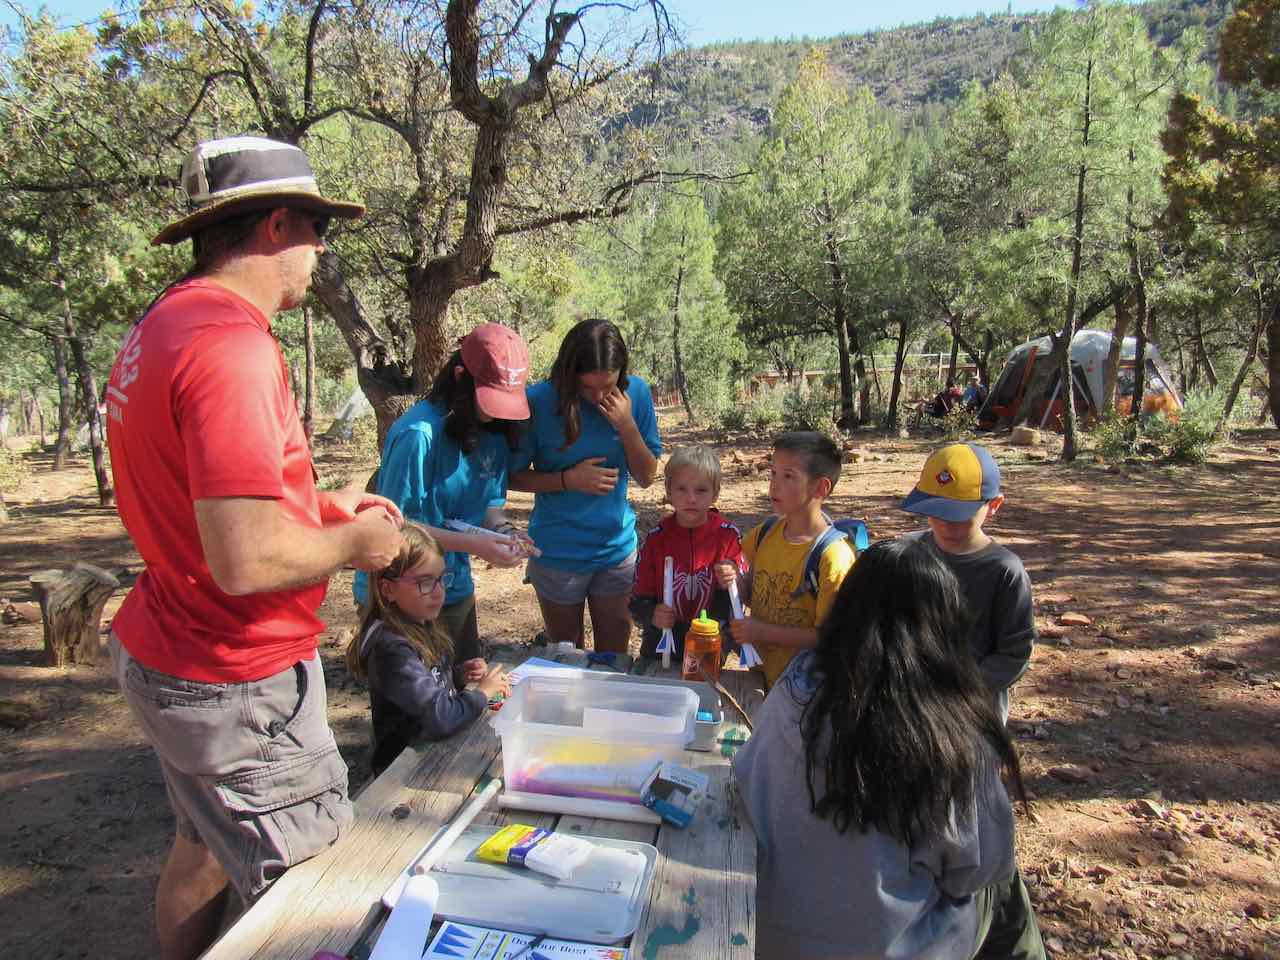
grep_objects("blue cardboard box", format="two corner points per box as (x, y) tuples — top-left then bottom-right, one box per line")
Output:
(640, 762), (709, 828)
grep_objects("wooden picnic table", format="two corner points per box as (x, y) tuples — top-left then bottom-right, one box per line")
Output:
(202, 646), (762, 960)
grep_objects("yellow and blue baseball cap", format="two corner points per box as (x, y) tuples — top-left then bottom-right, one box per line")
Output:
(901, 443), (1001, 521)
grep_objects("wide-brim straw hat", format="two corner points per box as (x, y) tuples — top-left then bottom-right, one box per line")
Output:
(152, 135), (365, 246)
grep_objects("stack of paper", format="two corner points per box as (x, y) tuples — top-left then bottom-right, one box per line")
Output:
(425, 921), (628, 959)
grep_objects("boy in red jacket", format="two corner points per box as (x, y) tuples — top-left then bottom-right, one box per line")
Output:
(630, 445), (744, 658)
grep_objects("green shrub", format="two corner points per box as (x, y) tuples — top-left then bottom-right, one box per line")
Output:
(940, 404), (978, 441)
(1089, 409), (1134, 460)
(1088, 389), (1226, 464)
(0, 445), (29, 495)
(348, 414), (380, 453)
(781, 386), (836, 432)
(1147, 389), (1223, 463)
(744, 389), (785, 433)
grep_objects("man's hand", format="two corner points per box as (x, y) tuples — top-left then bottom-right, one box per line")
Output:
(712, 561), (739, 590)
(564, 456), (618, 495)
(597, 386), (635, 432)
(320, 489), (404, 526)
(348, 507), (404, 571)
(652, 603), (676, 630)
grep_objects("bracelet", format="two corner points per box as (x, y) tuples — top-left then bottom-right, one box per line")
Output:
(560, 469), (567, 491)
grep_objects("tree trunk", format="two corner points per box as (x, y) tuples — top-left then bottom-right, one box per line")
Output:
(1101, 295), (1131, 414)
(66, 335), (114, 507)
(1267, 304), (1280, 428)
(855, 354), (872, 425)
(56, 270), (113, 507)
(946, 332), (960, 383)
(1216, 283), (1276, 437)
(825, 231), (855, 430)
(30, 563), (120, 667)
(1194, 314), (1218, 389)
(31, 387), (44, 446)
(310, 253), (414, 448)
(978, 330), (993, 388)
(1058, 62), (1093, 462)
(1128, 299), (1150, 441)
(51, 335), (72, 470)
(669, 249), (695, 423)
(885, 316), (910, 430)
(303, 305), (317, 441)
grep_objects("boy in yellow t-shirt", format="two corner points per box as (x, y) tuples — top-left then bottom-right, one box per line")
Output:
(719, 431), (856, 688)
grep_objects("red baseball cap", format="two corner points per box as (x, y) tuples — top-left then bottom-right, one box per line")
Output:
(460, 324), (530, 421)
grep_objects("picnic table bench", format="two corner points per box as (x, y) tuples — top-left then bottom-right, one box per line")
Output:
(202, 645), (763, 960)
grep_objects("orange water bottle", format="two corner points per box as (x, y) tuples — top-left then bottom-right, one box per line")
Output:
(682, 610), (722, 682)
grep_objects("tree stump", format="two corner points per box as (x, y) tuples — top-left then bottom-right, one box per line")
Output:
(29, 563), (120, 667)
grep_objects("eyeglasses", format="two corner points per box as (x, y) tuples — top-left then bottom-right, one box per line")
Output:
(310, 216), (330, 241)
(393, 571), (454, 595)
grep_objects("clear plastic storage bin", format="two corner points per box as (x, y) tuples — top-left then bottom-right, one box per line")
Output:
(495, 674), (699, 803)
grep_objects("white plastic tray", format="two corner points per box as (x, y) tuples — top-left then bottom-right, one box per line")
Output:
(382, 824), (656, 944)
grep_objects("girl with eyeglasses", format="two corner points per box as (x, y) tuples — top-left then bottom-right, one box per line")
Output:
(347, 523), (510, 775)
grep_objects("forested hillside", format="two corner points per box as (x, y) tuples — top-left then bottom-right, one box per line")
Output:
(645, 0), (1236, 145)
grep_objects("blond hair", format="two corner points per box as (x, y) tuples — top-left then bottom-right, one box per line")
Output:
(663, 444), (722, 497)
(347, 522), (453, 680)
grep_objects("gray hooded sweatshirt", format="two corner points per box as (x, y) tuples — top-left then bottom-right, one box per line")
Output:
(731, 652), (1016, 959)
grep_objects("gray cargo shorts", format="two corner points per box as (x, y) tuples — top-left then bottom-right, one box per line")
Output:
(110, 633), (353, 899)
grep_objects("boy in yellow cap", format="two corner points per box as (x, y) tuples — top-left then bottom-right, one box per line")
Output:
(902, 443), (1035, 721)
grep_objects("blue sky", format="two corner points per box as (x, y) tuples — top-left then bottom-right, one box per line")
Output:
(4, 0), (1076, 40)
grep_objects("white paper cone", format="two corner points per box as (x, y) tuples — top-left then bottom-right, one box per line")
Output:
(659, 556), (675, 666)
(728, 581), (746, 621)
(369, 874), (438, 960)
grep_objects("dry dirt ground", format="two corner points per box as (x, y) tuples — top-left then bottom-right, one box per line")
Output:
(1, 417), (1277, 960)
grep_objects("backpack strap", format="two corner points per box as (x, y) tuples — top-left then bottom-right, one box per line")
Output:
(791, 517), (869, 601)
(743, 515), (780, 604)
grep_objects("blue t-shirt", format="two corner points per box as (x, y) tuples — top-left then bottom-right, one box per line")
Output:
(510, 377), (662, 571)
(354, 399), (509, 606)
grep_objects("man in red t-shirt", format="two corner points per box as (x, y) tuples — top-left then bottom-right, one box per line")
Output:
(106, 136), (403, 960)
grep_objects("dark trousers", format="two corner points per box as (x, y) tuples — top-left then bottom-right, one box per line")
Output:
(437, 594), (480, 663)
(973, 869), (1046, 959)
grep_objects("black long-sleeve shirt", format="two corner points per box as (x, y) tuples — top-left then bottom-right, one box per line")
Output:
(359, 620), (487, 774)
(909, 531), (1036, 705)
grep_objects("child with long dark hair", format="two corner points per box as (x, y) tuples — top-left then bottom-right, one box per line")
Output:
(348, 523), (510, 776)
(355, 323), (535, 663)
(509, 318), (662, 653)
(733, 538), (1045, 959)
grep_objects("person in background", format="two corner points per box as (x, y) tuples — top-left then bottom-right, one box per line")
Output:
(733, 538), (1045, 959)
(358, 323), (536, 662)
(105, 136), (403, 960)
(348, 523), (510, 775)
(509, 318), (661, 654)
(630, 444), (744, 658)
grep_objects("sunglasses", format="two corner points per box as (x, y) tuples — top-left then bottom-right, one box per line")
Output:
(392, 571), (454, 596)
(310, 216), (331, 241)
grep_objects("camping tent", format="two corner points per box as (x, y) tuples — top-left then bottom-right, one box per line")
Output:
(979, 330), (1182, 431)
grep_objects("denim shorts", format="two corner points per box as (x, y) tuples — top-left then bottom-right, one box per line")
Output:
(525, 551), (637, 605)
(110, 634), (353, 899)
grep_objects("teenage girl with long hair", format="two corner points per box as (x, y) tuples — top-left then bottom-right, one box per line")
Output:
(509, 319), (662, 653)
(356, 323), (536, 664)
(733, 538), (1046, 959)
(348, 523), (510, 775)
